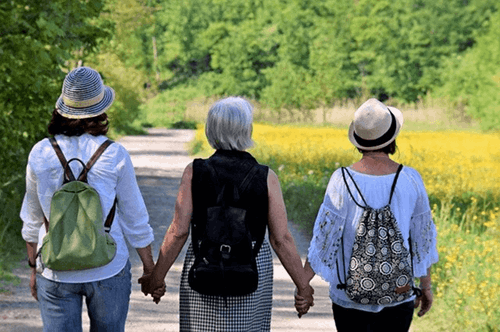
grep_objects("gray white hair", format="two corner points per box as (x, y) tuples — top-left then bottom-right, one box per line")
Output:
(205, 96), (254, 151)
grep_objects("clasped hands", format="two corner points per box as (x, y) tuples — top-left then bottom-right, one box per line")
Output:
(138, 271), (166, 304)
(295, 284), (315, 318)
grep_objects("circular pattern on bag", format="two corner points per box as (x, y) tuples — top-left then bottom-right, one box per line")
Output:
(377, 296), (393, 305)
(360, 278), (376, 291)
(380, 262), (393, 275)
(397, 295), (405, 302)
(396, 275), (409, 288)
(378, 227), (388, 240)
(347, 277), (354, 286)
(391, 241), (403, 254)
(381, 247), (389, 256)
(361, 298), (370, 304)
(365, 243), (376, 256)
(364, 264), (373, 272)
(368, 229), (376, 237)
(389, 228), (395, 236)
(353, 243), (359, 251)
(350, 257), (359, 270)
(357, 223), (367, 236)
(382, 282), (390, 291)
(399, 261), (406, 270)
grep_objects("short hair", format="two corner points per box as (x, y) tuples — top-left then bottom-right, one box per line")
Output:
(205, 97), (254, 151)
(48, 109), (109, 136)
(358, 140), (397, 155)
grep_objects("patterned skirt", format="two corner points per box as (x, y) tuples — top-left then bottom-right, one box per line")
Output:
(179, 240), (273, 332)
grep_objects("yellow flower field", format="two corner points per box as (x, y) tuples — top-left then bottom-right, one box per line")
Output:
(193, 123), (500, 331)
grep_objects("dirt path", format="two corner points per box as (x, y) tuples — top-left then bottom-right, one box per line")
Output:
(0, 128), (334, 332)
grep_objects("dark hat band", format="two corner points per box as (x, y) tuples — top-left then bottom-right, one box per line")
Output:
(353, 110), (397, 148)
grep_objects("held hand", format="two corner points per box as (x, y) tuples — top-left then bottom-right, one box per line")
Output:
(29, 269), (38, 301)
(152, 283), (166, 304)
(138, 272), (165, 301)
(138, 273), (156, 296)
(295, 285), (314, 318)
(414, 288), (433, 317)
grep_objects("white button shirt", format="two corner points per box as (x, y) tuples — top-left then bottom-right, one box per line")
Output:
(21, 134), (154, 283)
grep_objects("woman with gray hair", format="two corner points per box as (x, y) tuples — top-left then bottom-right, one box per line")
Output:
(139, 96), (314, 331)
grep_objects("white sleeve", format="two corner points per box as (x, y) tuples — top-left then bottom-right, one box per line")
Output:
(409, 171), (439, 277)
(20, 162), (45, 243)
(115, 148), (154, 248)
(308, 170), (347, 282)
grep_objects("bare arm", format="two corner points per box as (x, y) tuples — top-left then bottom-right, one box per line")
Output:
(136, 245), (155, 274)
(415, 267), (433, 317)
(25, 242), (38, 300)
(139, 163), (193, 293)
(267, 169), (312, 299)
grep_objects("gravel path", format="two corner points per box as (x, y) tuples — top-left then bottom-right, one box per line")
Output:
(0, 128), (334, 332)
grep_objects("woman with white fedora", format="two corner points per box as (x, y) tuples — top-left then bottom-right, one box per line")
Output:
(295, 98), (438, 331)
(20, 66), (162, 331)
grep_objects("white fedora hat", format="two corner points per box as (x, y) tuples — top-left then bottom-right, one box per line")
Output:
(348, 98), (404, 151)
(55, 67), (115, 119)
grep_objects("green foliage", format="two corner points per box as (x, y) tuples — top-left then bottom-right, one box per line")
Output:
(139, 84), (204, 128)
(149, 0), (498, 128)
(437, 7), (500, 130)
(86, 0), (157, 135)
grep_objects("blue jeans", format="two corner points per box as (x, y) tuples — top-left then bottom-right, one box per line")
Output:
(36, 261), (132, 332)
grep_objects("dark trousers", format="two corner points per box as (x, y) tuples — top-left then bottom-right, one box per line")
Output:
(332, 301), (414, 332)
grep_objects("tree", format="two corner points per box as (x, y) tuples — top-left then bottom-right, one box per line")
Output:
(0, 0), (109, 195)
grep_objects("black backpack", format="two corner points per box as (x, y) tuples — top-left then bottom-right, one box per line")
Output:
(188, 162), (263, 297)
(337, 165), (421, 305)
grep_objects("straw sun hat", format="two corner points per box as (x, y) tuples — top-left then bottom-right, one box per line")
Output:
(55, 66), (115, 119)
(348, 98), (404, 151)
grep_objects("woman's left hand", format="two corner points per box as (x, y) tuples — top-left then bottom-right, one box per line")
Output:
(414, 288), (433, 317)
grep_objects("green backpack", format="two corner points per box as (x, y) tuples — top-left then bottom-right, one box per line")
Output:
(39, 138), (117, 271)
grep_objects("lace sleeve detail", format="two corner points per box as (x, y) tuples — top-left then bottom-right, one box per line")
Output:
(307, 204), (346, 283)
(410, 210), (439, 277)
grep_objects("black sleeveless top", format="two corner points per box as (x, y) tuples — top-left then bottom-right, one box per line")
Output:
(191, 150), (269, 243)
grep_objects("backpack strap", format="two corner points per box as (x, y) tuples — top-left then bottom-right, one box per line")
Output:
(388, 164), (404, 205)
(81, 140), (116, 233)
(78, 140), (114, 182)
(341, 167), (368, 208)
(49, 137), (76, 182)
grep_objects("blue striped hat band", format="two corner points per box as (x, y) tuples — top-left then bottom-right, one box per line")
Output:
(56, 67), (115, 119)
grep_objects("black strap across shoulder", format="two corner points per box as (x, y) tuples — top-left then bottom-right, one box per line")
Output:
(48, 137), (117, 232)
(341, 164), (404, 208)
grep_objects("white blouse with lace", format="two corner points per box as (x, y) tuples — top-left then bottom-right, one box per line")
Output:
(307, 166), (438, 313)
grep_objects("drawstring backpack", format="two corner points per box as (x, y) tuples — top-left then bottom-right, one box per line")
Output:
(337, 165), (421, 305)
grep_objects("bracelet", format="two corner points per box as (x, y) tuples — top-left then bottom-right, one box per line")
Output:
(28, 260), (36, 268)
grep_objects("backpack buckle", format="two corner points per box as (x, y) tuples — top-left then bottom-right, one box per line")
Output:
(220, 244), (231, 259)
(220, 244), (231, 253)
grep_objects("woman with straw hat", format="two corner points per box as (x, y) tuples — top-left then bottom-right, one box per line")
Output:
(296, 98), (439, 331)
(20, 66), (162, 331)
